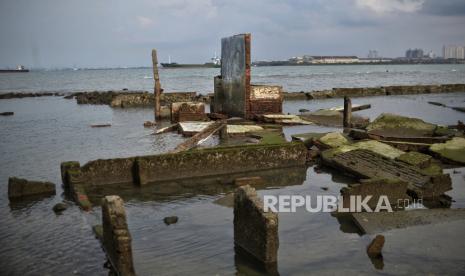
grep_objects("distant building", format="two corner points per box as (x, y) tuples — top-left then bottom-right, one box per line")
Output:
(443, 45), (465, 59)
(309, 56), (359, 64)
(405, 48), (424, 59)
(367, 50), (379, 59)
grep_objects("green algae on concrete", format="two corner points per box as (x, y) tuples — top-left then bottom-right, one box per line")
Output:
(322, 140), (405, 160)
(367, 113), (437, 137)
(319, 132), (351, 148)
(430, 137), (465, 164)
(396, 151), (432, 169)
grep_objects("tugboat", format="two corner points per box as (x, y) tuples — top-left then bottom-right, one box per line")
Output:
(0, 65), (29, 73)
(161, 54), (221, 68)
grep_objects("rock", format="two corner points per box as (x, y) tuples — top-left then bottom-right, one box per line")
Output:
(428, 101), (446, 107)
(143, 121), (156, 127)
(322, 140), (405, 160)
(367, 235), (385, 258)
(8, 177), (56, 199)
(430, 137), (465, 165)
(92, 224), (103, 241)
(53, 202), (68, 213)
(298, 108), (309, 113)
(321, 187), (329, 191)
(0, 112), (14, 116)
(163, 216), (179, 225)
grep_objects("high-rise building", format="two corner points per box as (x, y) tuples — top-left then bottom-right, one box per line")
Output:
(368, 50), (378, 58)
(405, 48), (424, 59)
(443, 45), (465, 59)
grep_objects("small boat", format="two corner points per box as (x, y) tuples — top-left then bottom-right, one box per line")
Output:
(0, 65), (29, 73)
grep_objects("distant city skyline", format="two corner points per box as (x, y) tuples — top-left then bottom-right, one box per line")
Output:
(1, 0), (464, 68)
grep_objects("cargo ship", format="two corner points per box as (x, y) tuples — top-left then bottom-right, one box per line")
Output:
(0, 65), (29, 73)
(161, 55), (220, 68)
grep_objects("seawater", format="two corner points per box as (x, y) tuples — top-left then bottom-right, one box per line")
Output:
(1, 66), (465, 275)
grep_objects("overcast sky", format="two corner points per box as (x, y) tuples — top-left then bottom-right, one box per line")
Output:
(1, 0), (464, 68)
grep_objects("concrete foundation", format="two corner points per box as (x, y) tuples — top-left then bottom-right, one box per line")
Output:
(234, 185), (278, 264)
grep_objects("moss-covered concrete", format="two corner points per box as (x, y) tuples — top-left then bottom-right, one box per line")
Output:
(396, 152), (432, 168)
(321, 140), (405, 160)
(430, 137), (465, 165)
(367, 113), (437, 138)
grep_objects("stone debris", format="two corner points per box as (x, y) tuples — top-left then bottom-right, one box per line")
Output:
(178, 121), (213, 136)
(154, 124), (178, 135)
(8, 177), (56, 200)
(234, 185), (278, 264)
(299, 109), (369, 127)
(53, 202), (68, 213)
(352, 208), (465, 234)
(227, 125), (264, 135)
(318, 132), (351, 148)
(329, 103), (371, 112)
(322, 140), (405, 160)
(102, 195), (135, 276)
(366, 235), (385, 258)
(429, 137), (465, 165)
(163, 216), (179, 225)
(0, 111), (14, 116)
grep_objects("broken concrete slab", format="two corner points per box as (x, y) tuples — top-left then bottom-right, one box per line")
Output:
(329, 104), (371, 112)
(227, 125), (264, 135)
(396, 151), (432, 169)
(178, 121), (213, 136)
(341, 179), (410, 209)
(102, 195), (135, 276)
(429, 137), (465, 165)
(366, 113), (437, 138)
(352, 208), (465, 234)
(322, 149), (451, 198)
(262, 114), (312, 125)
(299, 109), (369, 127)
(234, 185), (278, 264)
(8, 177), (56, 199)
(319, 132), (351, 148)
(322, 140), (405, 160)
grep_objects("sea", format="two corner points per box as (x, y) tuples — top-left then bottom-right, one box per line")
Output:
(1, 64), (465, 275)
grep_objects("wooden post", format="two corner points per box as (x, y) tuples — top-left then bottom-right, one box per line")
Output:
(152, 49), (162, 121)
(343, 96), (352, 128)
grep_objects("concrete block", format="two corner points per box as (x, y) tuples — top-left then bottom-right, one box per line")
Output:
(102, 196), (135, 276)
(234, 185), (278, 264)
(8, 177), (56, 199)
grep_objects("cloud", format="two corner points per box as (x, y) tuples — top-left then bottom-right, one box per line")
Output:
(136, 16), (154, 28)
(421, 0), (465, 16)
(355, 0), (425, 14)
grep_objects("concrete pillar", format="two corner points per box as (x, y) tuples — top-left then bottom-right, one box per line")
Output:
(343, 96), (352, 128)
(102, 196), (136, 276)
(234, 185), (278, 265)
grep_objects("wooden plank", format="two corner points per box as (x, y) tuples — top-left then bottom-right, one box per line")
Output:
(172, 120), (226, 153)
(152, 49), (162, 120)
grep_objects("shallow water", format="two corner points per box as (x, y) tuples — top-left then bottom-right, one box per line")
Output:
(1, 92), (465, 275)
(1, 64), (464, 94)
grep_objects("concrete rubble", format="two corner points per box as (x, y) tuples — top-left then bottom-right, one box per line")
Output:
(234, 185), (279, 264)
(8, 177), (56, 200)
(430, 137), (465, 165)
(102, 195), (136, 276)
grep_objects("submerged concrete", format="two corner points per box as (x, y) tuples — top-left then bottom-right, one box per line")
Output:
(8, 177), (56, 199)
(234, 185), (278, 264)
(352, 208), (465, 234)
(430, 137), (465, 165)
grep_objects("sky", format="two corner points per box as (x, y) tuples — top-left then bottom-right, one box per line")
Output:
(0, 0), (464, 68)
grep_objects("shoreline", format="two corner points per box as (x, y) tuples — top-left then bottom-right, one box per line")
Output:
(1, 83), (464, 105)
